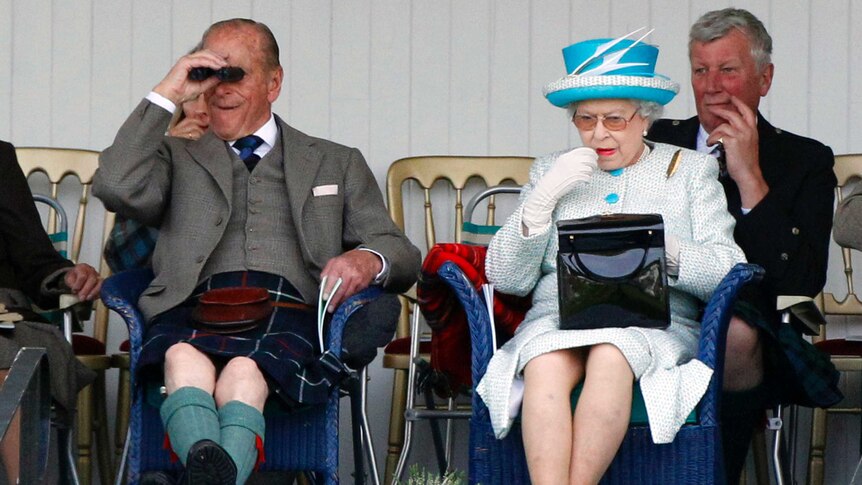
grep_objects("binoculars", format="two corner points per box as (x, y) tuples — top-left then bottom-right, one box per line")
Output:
(188, 66), (246, 83)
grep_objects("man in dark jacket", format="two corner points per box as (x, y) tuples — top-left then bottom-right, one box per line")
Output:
(0, 139), (101, 482)
(647, 8), (840, 482)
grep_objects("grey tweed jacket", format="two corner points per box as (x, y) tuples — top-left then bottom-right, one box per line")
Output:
(94, 99), (420, 320)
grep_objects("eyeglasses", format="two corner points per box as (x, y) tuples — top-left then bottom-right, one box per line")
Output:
(188, 66), (246, 83)
(572, 111), (639, 131)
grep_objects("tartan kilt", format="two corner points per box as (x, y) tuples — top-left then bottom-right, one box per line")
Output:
(138, 271), (349, 407)
(734, 300), (842, 408)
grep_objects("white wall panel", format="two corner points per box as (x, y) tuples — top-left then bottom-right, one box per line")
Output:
(809, 0), (849, 154)
(409, 1), (450, 156)
(0, 0), (12, 137)
(529, 0), (572, 154)
(770, 0), (810, 137)
(130, 2), (171, 108)
(11, 0), (52, 145)
(3, 1), (862, 481)
(171, 0), (211, 57)
(90, 0), (132, 151)
(450, 0), (490, 155)
(852, 2), (862, 154)
(287, 1), (331, 139)
(488, 0), (530, 155)
(52, 0), (93, 148)
(331, 1), (371, 154)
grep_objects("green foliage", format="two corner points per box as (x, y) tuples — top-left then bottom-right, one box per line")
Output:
(395, 464), (468, 485)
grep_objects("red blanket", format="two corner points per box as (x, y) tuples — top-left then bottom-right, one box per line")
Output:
(417, 243), (531, 395)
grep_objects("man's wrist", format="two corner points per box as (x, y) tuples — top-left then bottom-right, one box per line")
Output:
(357, 248), (388, 284)
(146, 91), (177, 114)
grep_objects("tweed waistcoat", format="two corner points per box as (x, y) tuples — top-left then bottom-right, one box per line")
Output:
(200, 135), (306, 298)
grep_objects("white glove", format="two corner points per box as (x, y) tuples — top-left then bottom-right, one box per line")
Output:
(522, 147), (598, 234)
(665, 234), (680, 276)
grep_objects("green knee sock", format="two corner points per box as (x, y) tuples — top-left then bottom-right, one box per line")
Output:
(160, 386), (220, 465)
(219, 400), (266, 484)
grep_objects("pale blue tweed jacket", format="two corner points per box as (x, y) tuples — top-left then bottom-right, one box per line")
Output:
(476, 142), (746, 443)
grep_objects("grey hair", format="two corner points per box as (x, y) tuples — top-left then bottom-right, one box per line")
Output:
(689, 8), (773, 72)
(566, 99), (664, 126)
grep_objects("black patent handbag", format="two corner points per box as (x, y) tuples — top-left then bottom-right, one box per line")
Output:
(556, 214), (669, 330)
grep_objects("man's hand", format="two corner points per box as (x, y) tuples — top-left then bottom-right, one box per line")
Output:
(153, 50), (227, 106)
(63, 264), (102, 301)
(320, 249), (382, 311)
(706, 96), (769, 208)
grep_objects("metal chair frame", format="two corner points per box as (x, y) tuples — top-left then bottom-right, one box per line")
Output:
(806, 153), (862, 485)
(20, 146), (117, 485)
(384, 155), (532, 483)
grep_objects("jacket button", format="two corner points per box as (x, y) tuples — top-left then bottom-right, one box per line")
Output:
(196, 256), (204, 263)
(780, 252), (789, 261)
(216, 217), (223, 226)
(791, 227), (800, 235)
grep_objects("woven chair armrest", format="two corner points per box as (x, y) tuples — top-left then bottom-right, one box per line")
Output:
(436, 261), (495, 381)
(696, 262), (764, 426)
(327, 285), (383, 357)
(100, 268), (154, 364)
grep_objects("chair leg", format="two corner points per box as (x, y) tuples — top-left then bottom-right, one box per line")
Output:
(807, 407), (828, 485)
(751, 427), (770, 485)
(768, 405), (792, 485)
(393, 307), (424, 484)
(76, 381), (94, 485)
(348, 367), (381, 485)
(347, 375), (367, 485)
(114, 363), (131, 478)
(358, 368), (381, 485)
(94, 374), (113, 485)
(58, 423), (82, 485)
(384, 368), (408, 485)
(422, 387), (447, 475)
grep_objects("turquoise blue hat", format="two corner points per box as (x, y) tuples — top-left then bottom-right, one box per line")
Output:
(543, 29), (679, 107)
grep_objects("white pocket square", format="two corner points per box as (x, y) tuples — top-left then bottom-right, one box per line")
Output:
(312, 184), (339, 197)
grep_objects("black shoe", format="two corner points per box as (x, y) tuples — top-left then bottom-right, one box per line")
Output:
(185, 439), (237, 485)
(140, 470), (178, 485)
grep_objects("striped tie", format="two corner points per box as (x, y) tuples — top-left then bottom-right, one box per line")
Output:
(233, 135), (264, 172)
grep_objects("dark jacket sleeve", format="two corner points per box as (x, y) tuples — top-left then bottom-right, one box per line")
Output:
(0, 141), (73, 308)
(733, 140), (835, 299)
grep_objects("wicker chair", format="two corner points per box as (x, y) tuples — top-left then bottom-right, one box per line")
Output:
(383, 155), (532, 483)
(101, 268), (383, 485)
(430, 260), (763, 484)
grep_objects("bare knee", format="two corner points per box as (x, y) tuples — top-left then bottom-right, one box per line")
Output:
(586, 344), (633, 381)
(214, 357), (268, 410)
(723, 316), (764, 390)
(725, 317), (761, 363)
(164, 343), (216, 394)
(524, 349), (585, 391)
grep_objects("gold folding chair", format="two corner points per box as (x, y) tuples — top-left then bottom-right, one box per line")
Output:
(18, 147), (116, 485)
(382, 155), (532, 484)
(806, 153), (862, 485)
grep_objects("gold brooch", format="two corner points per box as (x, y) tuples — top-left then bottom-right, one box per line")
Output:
(666, 149), (682, 179)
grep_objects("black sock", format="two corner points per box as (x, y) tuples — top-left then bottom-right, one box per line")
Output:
(721, 386), (766, 483)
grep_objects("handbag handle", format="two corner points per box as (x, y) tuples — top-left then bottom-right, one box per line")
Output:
(565, 247), (651, 283)
(561, 229), (661, 283)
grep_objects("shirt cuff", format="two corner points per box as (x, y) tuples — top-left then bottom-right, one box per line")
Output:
(357, 248), (389, 285)
(145, 91), (177, 114)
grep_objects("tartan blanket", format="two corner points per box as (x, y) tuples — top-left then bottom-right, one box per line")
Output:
(417, 243), (531, 395)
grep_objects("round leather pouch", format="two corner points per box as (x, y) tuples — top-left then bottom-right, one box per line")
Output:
(191, 287), (273, 334)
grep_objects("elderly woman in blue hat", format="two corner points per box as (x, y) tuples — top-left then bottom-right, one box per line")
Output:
(476, 31), (746, 484)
